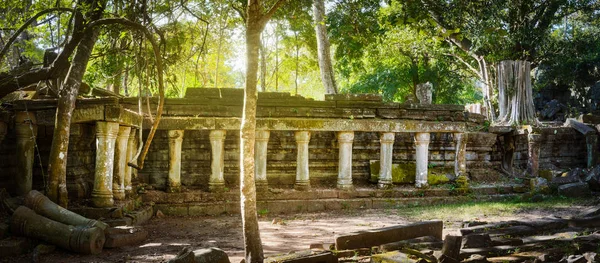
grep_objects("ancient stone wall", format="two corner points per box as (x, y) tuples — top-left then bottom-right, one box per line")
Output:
(514, 127), (587, 171)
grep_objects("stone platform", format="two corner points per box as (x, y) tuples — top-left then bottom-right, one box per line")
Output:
(143, 185), (522, 216)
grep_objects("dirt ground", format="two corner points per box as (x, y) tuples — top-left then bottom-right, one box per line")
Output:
(3, 200), (595, 263)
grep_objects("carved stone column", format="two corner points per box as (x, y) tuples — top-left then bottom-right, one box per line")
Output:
(15, 112), (37, 196)
(92, 122), (119, 207)
(337, 131), (355, 190)
(112, 126), (131, 200)
(454, 133), (467, 177)
(586, 134), (598, 168)
(527, 133), (542, 177)
(294, 131), (311, 190)
(209, 130), (226, 192)
(255, 130), (270, 192)
(124, 128), (137, 196)
(414, 132), (430, 188)
(167, 130), (185, 193)
(379, 132), (395, 189)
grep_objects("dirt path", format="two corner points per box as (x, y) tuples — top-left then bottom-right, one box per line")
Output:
(4, 201), (593, 263)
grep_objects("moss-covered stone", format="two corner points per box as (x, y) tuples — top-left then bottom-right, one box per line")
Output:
(370, 161), (453, 185)
(539, 170), (553, 182)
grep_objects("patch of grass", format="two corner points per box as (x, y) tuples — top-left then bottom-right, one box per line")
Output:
(395, 196), (585, 221)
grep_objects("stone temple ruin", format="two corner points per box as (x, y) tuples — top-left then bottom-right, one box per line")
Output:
(0, 88), (599, 261)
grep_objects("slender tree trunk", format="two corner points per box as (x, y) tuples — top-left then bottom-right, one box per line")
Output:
(243, 3), (264, 263)
(242, 1), (285, 261)
(295, 31), (299, 95)
(313, 0), (337, 94)
(47, 0), (106, 207)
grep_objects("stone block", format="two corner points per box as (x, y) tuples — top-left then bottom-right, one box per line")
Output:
(193, 247), (230, 263)
(265, 250), (337, 263)
(104, 226), (148, 248)
(335, 220), (443, 250)
(126, 205), (154, 226)
(558, 182), (591, 198)
(463, 233), (493, 249)
(155, 204), (188, 216)
(104, 217), (132, 227)
(371, 251), (417, 263)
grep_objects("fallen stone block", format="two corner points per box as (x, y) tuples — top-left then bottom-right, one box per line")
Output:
(193, 247), (230, 263)
(335, 220), (442, 250)
(568, 214), (600, 228)
(462, 233), (492, 249)
(104, 217), (133, 227)
(439, 235), (462, 263)
(380, 236), (443, 252)
(126, 205), (154, 225)
(558, 182), (591, 198)
(370, 251), (417, 263)
(460, 221), (519, 236)
(0, 236), (35, 257)
(265, 250), (338, 263)
(104, 226), (148, 248)
(462, 254), (490, 263)
(169, 247), (196, 263)
(333, 248), (371, 258)
(490, 237), (523, 247)
(486, 225), (537, 237)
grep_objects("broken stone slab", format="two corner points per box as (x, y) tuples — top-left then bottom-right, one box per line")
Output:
(565, 118), (597, 136)
(0, 236), (36, 257)
(193, 247), (230, 263)
(125, 205), (154, 225)
(104, 226), (148, 248)
(461, 254), (490, 263)
(103, 217), (133, 227)
(379, 236), (443, 252)
(265, 250), (338, 263)
(574, 205), (600, 219)
(583, 166), (600, 191)
(333, 248), (371, 258)
(462, 233), (492, 249)
(169, 247), (196, 263)
(558, 182), (591, 198)
(460, 221), (519, 236)
(10, 206), (105, 254)
(490, 237), (523, 247)
(335, 220), (442, 250)
(24, 190), (109, 232)
(370, 251), (417, 263)
(439, 235), (462, 263)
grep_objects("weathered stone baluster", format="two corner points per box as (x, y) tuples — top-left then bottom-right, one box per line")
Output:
(15, 112), (37, 196)
(113, 126), (131, 200)
(337, 131), (355, 190)
(92, 121), (119, 207)
(414, 132), (430, 188)
(124, 128), (137, 196)
(295, 131), (311, 190)
(454, 133), (467, 177)
(167, 130), (185, 193)
(379, 132), (395, 189)
(209, 130), (226, 192)
(527, 133), (542, 177)
(255, 130), (270, 192)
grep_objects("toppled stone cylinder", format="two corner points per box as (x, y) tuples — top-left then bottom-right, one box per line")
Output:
(11, 206), (105, 254)
(24, 190), (108, 232)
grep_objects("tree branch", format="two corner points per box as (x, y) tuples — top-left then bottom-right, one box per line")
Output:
(259, 0), (287, 27)
(444, 53), (483, 80)
(86, 17), (165, 170)
(0, 7), (76, 62)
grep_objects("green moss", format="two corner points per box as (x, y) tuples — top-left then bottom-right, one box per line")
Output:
(539, 170), (553, 182)
(427, 173), (450, 185)
(370, 161), (453, 185)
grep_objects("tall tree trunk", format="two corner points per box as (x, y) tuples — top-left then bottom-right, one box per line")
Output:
(313, 0), (337, 94)
(47, 0), (106, 207)
(496, 60), (538, 126)
(243, 1), (285, 262)
(243, 3), (264, 263)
